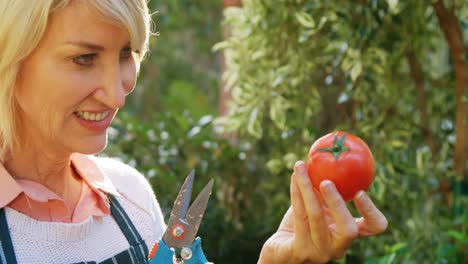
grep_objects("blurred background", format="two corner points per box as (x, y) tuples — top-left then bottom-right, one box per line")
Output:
(103, 0), (467, 263)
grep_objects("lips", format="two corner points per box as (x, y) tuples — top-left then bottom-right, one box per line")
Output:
(73, 110), (115, 132)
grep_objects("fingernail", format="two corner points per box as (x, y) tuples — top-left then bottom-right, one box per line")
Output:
(294, 161), (306, 174)
(320, 180), (335, 195)
(355, 191), (367, 202)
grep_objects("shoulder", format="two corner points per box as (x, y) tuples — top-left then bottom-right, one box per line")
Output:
(90, 156), (154, 207)
(91, 155), (166, 241)
(91, 156), (165, 220)
(91, 156), (146, 190)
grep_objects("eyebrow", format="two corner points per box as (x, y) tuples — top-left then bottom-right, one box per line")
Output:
(66, 41), (105, 51)
(65, 41), (131, 51)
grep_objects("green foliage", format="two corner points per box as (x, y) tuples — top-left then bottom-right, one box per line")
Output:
(128, 0), (223, 120)
(160, 80), (214, 118)
(104, 111), (284, 263)
(104, 0), (467, 263)
(215, 0), (468, 262)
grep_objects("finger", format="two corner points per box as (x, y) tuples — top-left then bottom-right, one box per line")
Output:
(293, 161), (331, 249)
(290, 173), (309, 236)
(314, 187), (326, 207)
(353, 191), (388, 236)
(311, 188), (336, 226)
(319, 180), (358, 256)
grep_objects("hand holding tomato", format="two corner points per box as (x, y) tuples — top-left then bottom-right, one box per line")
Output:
(258, 161), (388, 264)
(307, 131), (375, 201)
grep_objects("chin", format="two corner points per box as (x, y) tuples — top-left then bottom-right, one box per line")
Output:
(73, 135), (108, 155)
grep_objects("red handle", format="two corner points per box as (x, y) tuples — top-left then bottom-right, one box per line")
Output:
(148, 241), (159, 259)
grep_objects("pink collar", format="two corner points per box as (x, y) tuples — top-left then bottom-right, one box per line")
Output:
(0, 153), (119, 209)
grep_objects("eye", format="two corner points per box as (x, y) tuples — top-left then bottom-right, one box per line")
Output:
(120, 47), (133, 60)
(73, 53), (97, 66)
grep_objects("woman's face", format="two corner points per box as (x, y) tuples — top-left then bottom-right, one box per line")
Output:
(15, 1), (138, 156)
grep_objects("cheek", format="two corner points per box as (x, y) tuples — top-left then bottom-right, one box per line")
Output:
(16, 94), (63, 141)
(66, 70), (101, 97)
(15, 83), (49, 123)
(15, 73), (83, 133)
(15, 67), (37, 112)
(39, 106), (63, 138)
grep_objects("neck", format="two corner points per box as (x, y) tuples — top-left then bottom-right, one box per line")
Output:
(4, 148), (83, 212)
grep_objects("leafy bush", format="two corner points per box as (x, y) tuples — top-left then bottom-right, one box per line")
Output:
(103, 0), (467, 263)
(104, 111), (289, 263)
(213, 0), (467, 263)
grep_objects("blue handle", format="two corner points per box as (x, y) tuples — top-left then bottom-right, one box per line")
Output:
(149, 239), (173, 264)
(185, 237), (210, 264)
(148, 237), (210, 264)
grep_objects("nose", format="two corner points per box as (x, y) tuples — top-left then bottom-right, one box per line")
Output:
(94, 64), (135, 109)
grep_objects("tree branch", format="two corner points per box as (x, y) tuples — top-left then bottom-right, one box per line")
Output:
(432, 0), (468, 180)
(405, 49), (436, 154)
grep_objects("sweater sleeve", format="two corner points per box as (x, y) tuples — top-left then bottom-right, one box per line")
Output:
(91, 156), (166, 245)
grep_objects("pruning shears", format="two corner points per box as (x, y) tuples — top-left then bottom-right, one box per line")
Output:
(148, 170), (214, 264)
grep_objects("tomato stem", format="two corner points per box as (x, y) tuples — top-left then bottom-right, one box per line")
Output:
(318, 132), (350, 160)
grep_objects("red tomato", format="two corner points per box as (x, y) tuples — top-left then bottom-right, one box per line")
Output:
(307, 131), (375, 202)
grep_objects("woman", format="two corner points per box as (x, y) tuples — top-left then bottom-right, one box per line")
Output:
(0, 0), (387, 263)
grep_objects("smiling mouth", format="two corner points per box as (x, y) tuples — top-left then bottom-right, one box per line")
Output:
(74, 110), (111, 121)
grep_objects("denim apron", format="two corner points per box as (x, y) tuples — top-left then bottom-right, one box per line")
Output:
(0, 195), (149, 264)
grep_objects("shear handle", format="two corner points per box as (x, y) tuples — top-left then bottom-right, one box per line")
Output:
(148, 237), (212, 264)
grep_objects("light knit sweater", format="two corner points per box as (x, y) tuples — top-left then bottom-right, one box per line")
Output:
(3, 156), (166, 264)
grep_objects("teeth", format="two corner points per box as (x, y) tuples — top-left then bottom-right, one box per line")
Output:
(75, 111), (110, 121)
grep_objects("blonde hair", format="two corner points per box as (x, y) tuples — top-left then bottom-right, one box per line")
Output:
(0, 0), (151, 160)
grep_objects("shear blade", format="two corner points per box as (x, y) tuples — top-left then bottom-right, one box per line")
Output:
(185, 178), (214, 232)
(163, 170), (214, 248)
(170, 169), (195, 220)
